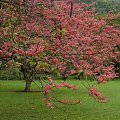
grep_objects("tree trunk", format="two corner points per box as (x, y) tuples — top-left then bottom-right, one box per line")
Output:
(24, 80), (32, 92)
(62, 75), (67, 81)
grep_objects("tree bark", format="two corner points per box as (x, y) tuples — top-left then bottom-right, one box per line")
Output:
(24, 80), (32, 92)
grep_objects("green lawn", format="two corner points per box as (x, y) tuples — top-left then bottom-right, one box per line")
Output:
(0, 79), (120, 120)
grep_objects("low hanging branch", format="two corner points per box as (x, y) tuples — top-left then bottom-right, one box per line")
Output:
(43, 77), (80, 108)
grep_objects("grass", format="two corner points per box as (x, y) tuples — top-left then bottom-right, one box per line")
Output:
(0, 79), (120, 120)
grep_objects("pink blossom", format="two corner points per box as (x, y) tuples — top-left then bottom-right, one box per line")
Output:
(19, 0), (23, 6)
(18, 49), (24, 55)
(0, 50), (3, 55)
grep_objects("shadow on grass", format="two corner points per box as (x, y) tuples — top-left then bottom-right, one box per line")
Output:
(15, 90), (43, 93)
(0, 90), (43, 93)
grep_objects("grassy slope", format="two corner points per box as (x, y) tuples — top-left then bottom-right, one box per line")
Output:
(0, 80), (120, 120)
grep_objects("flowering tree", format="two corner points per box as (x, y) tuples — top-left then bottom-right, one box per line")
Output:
(0, 0), (120, 107)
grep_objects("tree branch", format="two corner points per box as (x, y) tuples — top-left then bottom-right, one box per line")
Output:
(70, 1), (73, 17)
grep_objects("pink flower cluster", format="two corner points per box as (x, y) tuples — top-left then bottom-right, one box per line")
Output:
(0, 42), (12, 57)
(97, 72), (117, 83)
(88, 87), (107, 103)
